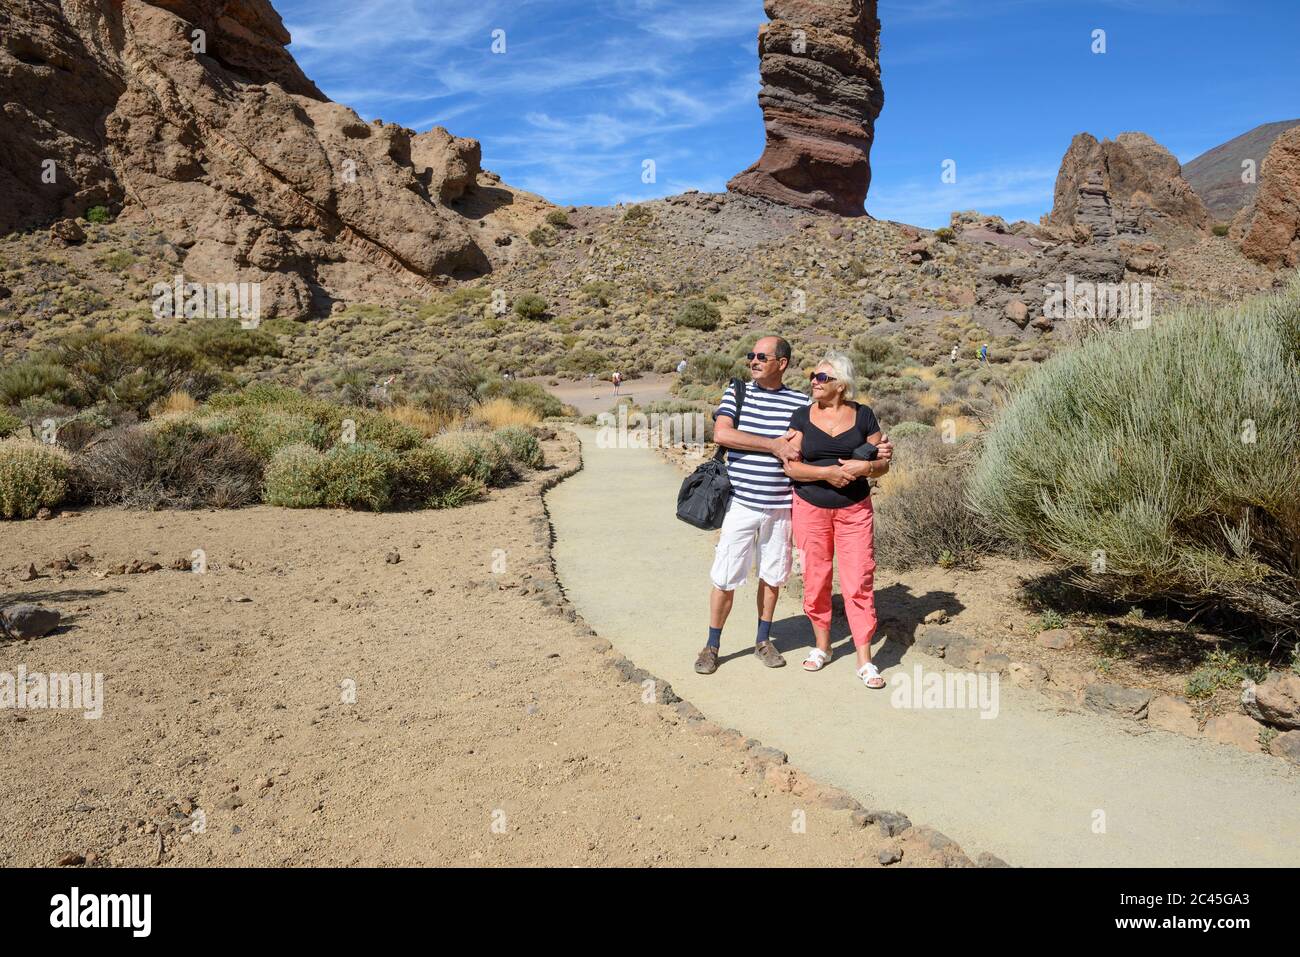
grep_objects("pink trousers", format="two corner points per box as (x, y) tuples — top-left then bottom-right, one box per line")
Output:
(792, 494), (878, 649)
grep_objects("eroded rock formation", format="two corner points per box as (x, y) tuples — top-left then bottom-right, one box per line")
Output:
(727, 0), (884, 217)
(0, 0), (541, 316)
(1233, 127), (1300, 269)
(1045, 132), (1209, 243)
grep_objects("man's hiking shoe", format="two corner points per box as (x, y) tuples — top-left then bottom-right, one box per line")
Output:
(695, 646), (719, 675)
(755, 640), (786, 668)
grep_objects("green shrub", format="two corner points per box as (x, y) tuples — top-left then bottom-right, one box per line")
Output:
(263, 443), (326, 508)
(228, 409), (328, 461)
(430, 478), (487, 509)
(395, 445), (462, 507)
(675, 300), (721, 331)
(527, 227), (556, 247)
(682, 353), (744, 387)
(477, 379), (566, 418)
(85, 205), (112, 225)
(555, 348), (608, 376)
(970, 281), (1300, 633)
(170, 318), (281, 368)
(494, 426), (544, 469)
(54, 331), (220, 412)
(0, 441), (69, 519)
(1212, 224), (1231, 237)
(545, 210), (571, 229)
(624, 205), (651, 223)
(319, 443), (398, 511)
(433, 431), (517, 487)
(0, 409), (23, 439)
(514, 294), (548, 320)
(934, 227), (956, 244)
(888, 421), (935, 440)
(580, 281), (617, 307)
(0, 360), (75, 407)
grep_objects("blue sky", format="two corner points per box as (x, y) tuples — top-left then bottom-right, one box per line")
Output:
(276, 0), (1300, 228)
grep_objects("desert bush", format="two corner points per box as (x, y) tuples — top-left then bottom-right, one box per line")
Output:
(0, 359), (75, 407)
(527, 227), (556, 247)
(202, 387), (423, 454)
(675, 300), (721, 331)
(477, 379), (566, 418)
(555, 348), (608, 375)
(624, 204), (651, 222)
(514, 294), (548, 320)
(1212, 224), (1231, 237)
(493, 425), (544, 469)
(170, 318), (281, 368)
(873, 432), (1007, 569)
(150, 390), (198, 416)
(580, 281), (617, 307)
(77, 420), (262, 509)
(383, 402), (457, 437)
(228, 408), (329, 460)
(394, 445), (462, 507)
(53, 331), (221, 412)
(0, 440), (69, 519)
(546, 210), (571, 228)
(85, 205), (112, 224)
(682, 353), (744, 387)
(470, 398), (541, 429)
(263, 443), (326, 508)
(889, 421), (934, 440)
(0, 409), (21, 439)
(934, 227), (956, 244)
(318, 443), (399, 511)
(433, 430), (518, 487)
(970, 281), (1300, 634)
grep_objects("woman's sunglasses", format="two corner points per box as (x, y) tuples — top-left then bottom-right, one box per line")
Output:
(809, 372), (838, 384)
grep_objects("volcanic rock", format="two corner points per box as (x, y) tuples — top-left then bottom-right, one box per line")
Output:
(0, 0), (545, 316)
(1233, 127), (1300, 269)
(727, 0), (884, 216)
(1045, 132), (1209, 242)
(1183, 119), (1300, 222)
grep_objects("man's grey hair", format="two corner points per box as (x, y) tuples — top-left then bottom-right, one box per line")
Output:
(819, 350), (856, 399)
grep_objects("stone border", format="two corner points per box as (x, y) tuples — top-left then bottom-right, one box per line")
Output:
(916, 625), (1300, 764)
(528, 425), (1008, 868)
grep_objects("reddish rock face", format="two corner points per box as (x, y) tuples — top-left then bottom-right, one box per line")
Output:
(1045, 132), (1209, 243)
(727, 0), (884, 217)
(0, 0), (512, 315)
(1235, 127), (1300, 269)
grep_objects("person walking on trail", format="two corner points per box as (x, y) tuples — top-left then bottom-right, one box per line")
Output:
(676, 358), (688, 375)
(695, 335), (806, 676)
(612, 371), (622, 396)
(950, 344), (959, 365)
(979, 342), (989, 364)
(782, 351), (894, 689)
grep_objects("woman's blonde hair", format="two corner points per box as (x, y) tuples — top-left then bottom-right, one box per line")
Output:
(818, 350), (856, 399)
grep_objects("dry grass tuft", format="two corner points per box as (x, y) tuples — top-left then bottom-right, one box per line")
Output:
(469, 398), (541, 429)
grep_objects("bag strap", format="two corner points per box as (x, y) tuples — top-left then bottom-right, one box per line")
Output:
(713, 377), (747, 461)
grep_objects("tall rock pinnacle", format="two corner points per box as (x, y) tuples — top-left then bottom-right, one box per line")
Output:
(727, 0), (884, 217)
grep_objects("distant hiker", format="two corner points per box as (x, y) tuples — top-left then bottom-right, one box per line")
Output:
(695, 336), (805, 676)
(612, 371), (623, 395)
(950, 344), (959, 364)
(979, 343), (989, 363)
(586, 372), (597, 396)
(676, 359), (688, 375)
(782, 352), (893, 688)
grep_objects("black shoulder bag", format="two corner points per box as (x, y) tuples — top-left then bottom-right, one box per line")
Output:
(675, 378), (746, 530)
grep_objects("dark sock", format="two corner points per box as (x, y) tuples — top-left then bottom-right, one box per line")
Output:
(706, 626), (722, 649)
(756, 619), (772, 645)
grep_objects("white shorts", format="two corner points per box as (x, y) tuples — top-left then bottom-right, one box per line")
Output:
(709, 500), (793, 591)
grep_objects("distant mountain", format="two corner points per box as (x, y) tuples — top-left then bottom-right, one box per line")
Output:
(1183, 119), (1300, 221)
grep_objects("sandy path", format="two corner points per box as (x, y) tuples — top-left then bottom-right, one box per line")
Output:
(547, 426), (1300, 867)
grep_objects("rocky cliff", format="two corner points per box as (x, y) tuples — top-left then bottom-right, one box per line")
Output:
(1183, 119), (1300, 222)
(1045, 132), (1209, 243)
(727, 0), (884, 217)
(1234, 127), (1300, 269)
(0, 0), (545, 317)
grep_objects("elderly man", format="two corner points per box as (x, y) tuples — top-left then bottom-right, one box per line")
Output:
(695, 336), (809, 674)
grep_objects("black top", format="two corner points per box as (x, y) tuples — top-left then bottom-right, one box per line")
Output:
(788, 401), (881, 509)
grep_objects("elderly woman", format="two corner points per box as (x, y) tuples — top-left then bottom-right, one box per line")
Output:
(782, 352), (893, 688)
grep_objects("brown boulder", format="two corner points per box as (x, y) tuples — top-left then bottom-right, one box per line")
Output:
(1201, 714), (1264, 753)
(1235, 127), (1300, 269)
(1246, 672), (1300, 730)
(727, 0), (884, 217)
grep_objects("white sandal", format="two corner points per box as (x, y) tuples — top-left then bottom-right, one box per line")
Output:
(857, 662), (886, 689)
(803, 647), (832, 672)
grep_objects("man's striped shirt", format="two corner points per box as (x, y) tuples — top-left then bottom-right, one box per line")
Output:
(713, 381), (809, 509)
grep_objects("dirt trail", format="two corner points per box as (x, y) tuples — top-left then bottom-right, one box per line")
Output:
(547, 426), (1300, 867)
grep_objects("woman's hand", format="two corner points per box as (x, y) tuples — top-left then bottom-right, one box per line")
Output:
(822, 465), (855, 488)
(875, 434), (893, 463)
(837, 458), (874, 479)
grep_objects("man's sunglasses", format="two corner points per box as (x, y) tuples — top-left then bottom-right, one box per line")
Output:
(746, 352), (783, 363)
(809, 372), (838, 383)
